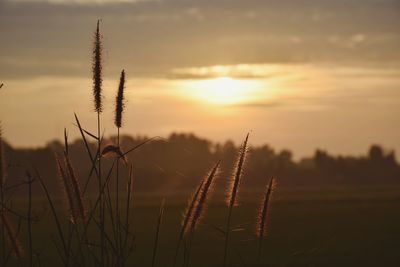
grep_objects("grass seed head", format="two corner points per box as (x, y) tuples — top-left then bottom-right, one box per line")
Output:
(92, 19), (103, 113)
(227, 133), (249, 207)
(190, 161), (220, 230)
(256, 177), (275, 238)
(115, 69), (126, 128)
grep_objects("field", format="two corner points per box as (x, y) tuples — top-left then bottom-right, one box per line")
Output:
(7, 185), (400, 267)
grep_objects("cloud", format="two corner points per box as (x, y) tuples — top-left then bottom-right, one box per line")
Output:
(327, 33), (367, 49)
(169, 64), (306, 79)
(4, 0), (151, 4)
(1, 0), (399, 80)
(231, 101), (283, 108)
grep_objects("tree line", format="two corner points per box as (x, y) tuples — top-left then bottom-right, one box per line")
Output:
(2, 132), (399, 196)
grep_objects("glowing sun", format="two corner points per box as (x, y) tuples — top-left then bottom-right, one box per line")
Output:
(189, 76), (256, 105)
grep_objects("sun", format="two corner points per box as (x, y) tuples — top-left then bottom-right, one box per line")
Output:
(189, 76), (255, 105)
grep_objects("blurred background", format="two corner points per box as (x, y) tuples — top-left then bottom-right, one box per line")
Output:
(0, 1), (400, 266)
(0, 0), (399, 158)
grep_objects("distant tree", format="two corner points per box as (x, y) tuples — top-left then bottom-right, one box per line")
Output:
(1, 134), (399, 195)
(314, 149), (332, 169)
(277, 150), (293, 170)
(369, 145), (384, 162)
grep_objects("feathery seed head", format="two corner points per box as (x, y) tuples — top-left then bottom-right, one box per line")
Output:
(190, 161), (220, 230)
(115, 69), (125, 128)
(92, 19), (103, 113)
(64, 153), (86, 221)
(56, 155), (78, 223)
(181, 179), (205, 236)
(227, 133), (249, 207)
(256, 177), (275, 238)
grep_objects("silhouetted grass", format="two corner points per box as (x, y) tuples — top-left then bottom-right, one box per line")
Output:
(257, 177), (274, 262)
(152, 198), (165, 267)
(224, 133), (249, 267)
(0, 21), (280, 267)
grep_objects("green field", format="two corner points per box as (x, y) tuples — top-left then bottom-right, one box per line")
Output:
(5, 185), (400, 267)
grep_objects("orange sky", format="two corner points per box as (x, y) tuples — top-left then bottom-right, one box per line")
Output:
(0, 0), (399, 158)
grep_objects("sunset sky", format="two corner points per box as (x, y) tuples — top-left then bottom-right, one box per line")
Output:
(0, 0), (399, 159)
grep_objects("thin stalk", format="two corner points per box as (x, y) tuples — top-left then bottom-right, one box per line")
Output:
(104, 178), (118, 262)
(65, 222), (74, 266)
(0, 199), (4, 266)
(1, 180), (4, 266)
(74, 113), (100, 195)
(27, 172), (33, 267)
(257, 232), (263, 263)
(118, 137), (161, 158)
(122, 165), (133, 259)
(116, 127), (120, 265)
(223, 206), (233, 267)
(97, 111), (105, 266)
(184, 226), (195, 267)
(151, 199), (165, 267)
(0, 129), (6, 265)
(1, 213), (23, 259)
(35, 169), (69, 266)
(81, 160), (116, 249)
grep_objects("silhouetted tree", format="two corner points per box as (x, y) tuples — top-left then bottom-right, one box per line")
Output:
(1, 134), (399, 196)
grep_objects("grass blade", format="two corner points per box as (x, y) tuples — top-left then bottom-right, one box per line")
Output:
(152, 198), (165, 267)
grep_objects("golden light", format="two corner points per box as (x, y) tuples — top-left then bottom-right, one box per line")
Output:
(187, 76), (260, 105)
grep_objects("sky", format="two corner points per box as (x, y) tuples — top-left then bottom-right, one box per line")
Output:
(0, 0), (399, 159)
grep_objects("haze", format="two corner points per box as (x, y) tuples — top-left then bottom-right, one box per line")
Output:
(0, 0), (399, 159)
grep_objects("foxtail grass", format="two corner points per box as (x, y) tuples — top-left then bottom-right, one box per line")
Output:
(190, 161), (220, 231)
(92, 19), (103, 114)
(173, 179), (205, 267)
(92, 19), (106, 265)
(223, 133), (249, 267)
(115, 69), (125, 129)
(64, 154), (86, 222)
(185, 161), (220, 267)
(56, 155), (78, 224)
(114, 68), (126, 266)
(56, 152), (86, 224)
(257, 177), (275, 261)
(0, 19), (282, 267)
(62, 129), (86, 221)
